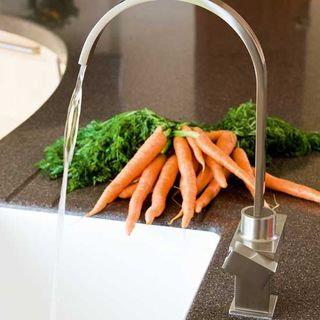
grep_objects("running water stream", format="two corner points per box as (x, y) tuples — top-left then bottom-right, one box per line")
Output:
(49, 65), (86, 320)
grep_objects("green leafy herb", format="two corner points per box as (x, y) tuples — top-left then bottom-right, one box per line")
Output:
(37, 102), (320, 192)
(215, 101), (320, 162)
(37, 109), (176, 192)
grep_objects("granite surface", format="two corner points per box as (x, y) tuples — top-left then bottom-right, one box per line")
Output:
(0, 0), (319, 319)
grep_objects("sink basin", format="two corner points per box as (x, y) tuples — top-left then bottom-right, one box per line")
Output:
(0, 207), (220, 320)
(0, 15), (67, 140)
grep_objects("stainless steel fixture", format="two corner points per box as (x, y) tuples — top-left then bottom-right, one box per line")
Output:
(75, 0), (286, 318)
(223, 209), (286, 319)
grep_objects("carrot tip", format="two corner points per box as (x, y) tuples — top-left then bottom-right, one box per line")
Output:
(145, 215), (154, 225)
(221, 182), (228, 189)
(195, 206), (202, 214)
(167, 219), (174, 226)
(181, 221), (189, 229)
(85, 211), (96, 218)
(181, 215), (192, 229)
(125, 222), (135, 236)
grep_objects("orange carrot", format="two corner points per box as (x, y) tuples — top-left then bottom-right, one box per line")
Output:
(118, 182), (138, 199)
(118, 178), (155, 199)
(173, 137), (197, 228)
(182, 156), (212, 195)
(206, 130), (230, 142)
(195, 169), (231, 213)
(206, 131), (237, 188)
(206, 156), (228, 189)
(126, 155), (167, 235)
(119, 185), (154, 199)
(232, 147), (255, 197)
(232, 148), (273, 208)
(169, 163), (213, 224)
(193, 127), (255, 191)
(183, 125), (205, 171)
(145, 155), (179, 224)
(196, 163), (213, 195)
(178, 154), (200, 191)
(87, 127), (167, 217)
(195, 180), (221, 213)
(253, 168), (320, 204)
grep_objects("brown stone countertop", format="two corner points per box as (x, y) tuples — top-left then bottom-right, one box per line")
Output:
(0, 1), (319, 319)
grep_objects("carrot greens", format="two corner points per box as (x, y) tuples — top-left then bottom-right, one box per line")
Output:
(37, 101), (320, 193)
(215, 101), (320, 161)
(37, 109), (175, 192)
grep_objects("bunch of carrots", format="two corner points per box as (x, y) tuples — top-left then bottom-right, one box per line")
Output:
(86, 126), (320, 235)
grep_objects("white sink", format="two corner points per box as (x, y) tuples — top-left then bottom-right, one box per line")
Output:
(0, 207), (220, 320)
(0, 15), (67, 140)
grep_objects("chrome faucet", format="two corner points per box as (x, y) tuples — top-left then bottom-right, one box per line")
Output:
(76, 0), (286, 318)
(222, 207), (286, 319)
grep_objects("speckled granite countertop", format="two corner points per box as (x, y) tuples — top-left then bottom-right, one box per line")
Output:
(0, 0), (319, 319)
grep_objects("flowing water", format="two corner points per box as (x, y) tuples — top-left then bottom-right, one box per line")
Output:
(49, 65), (86, 320)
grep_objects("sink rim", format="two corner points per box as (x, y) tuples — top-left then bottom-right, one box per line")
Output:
(0, 14), (68, 67)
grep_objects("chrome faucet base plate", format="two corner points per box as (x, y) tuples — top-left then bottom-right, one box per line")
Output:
(229, 295), (278, 320)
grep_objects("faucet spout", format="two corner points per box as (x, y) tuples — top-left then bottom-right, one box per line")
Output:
(78, 0), (268, 218)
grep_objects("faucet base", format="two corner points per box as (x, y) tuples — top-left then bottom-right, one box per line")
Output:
(229, 294), (278, 319)
(230, 213), (287, 260)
